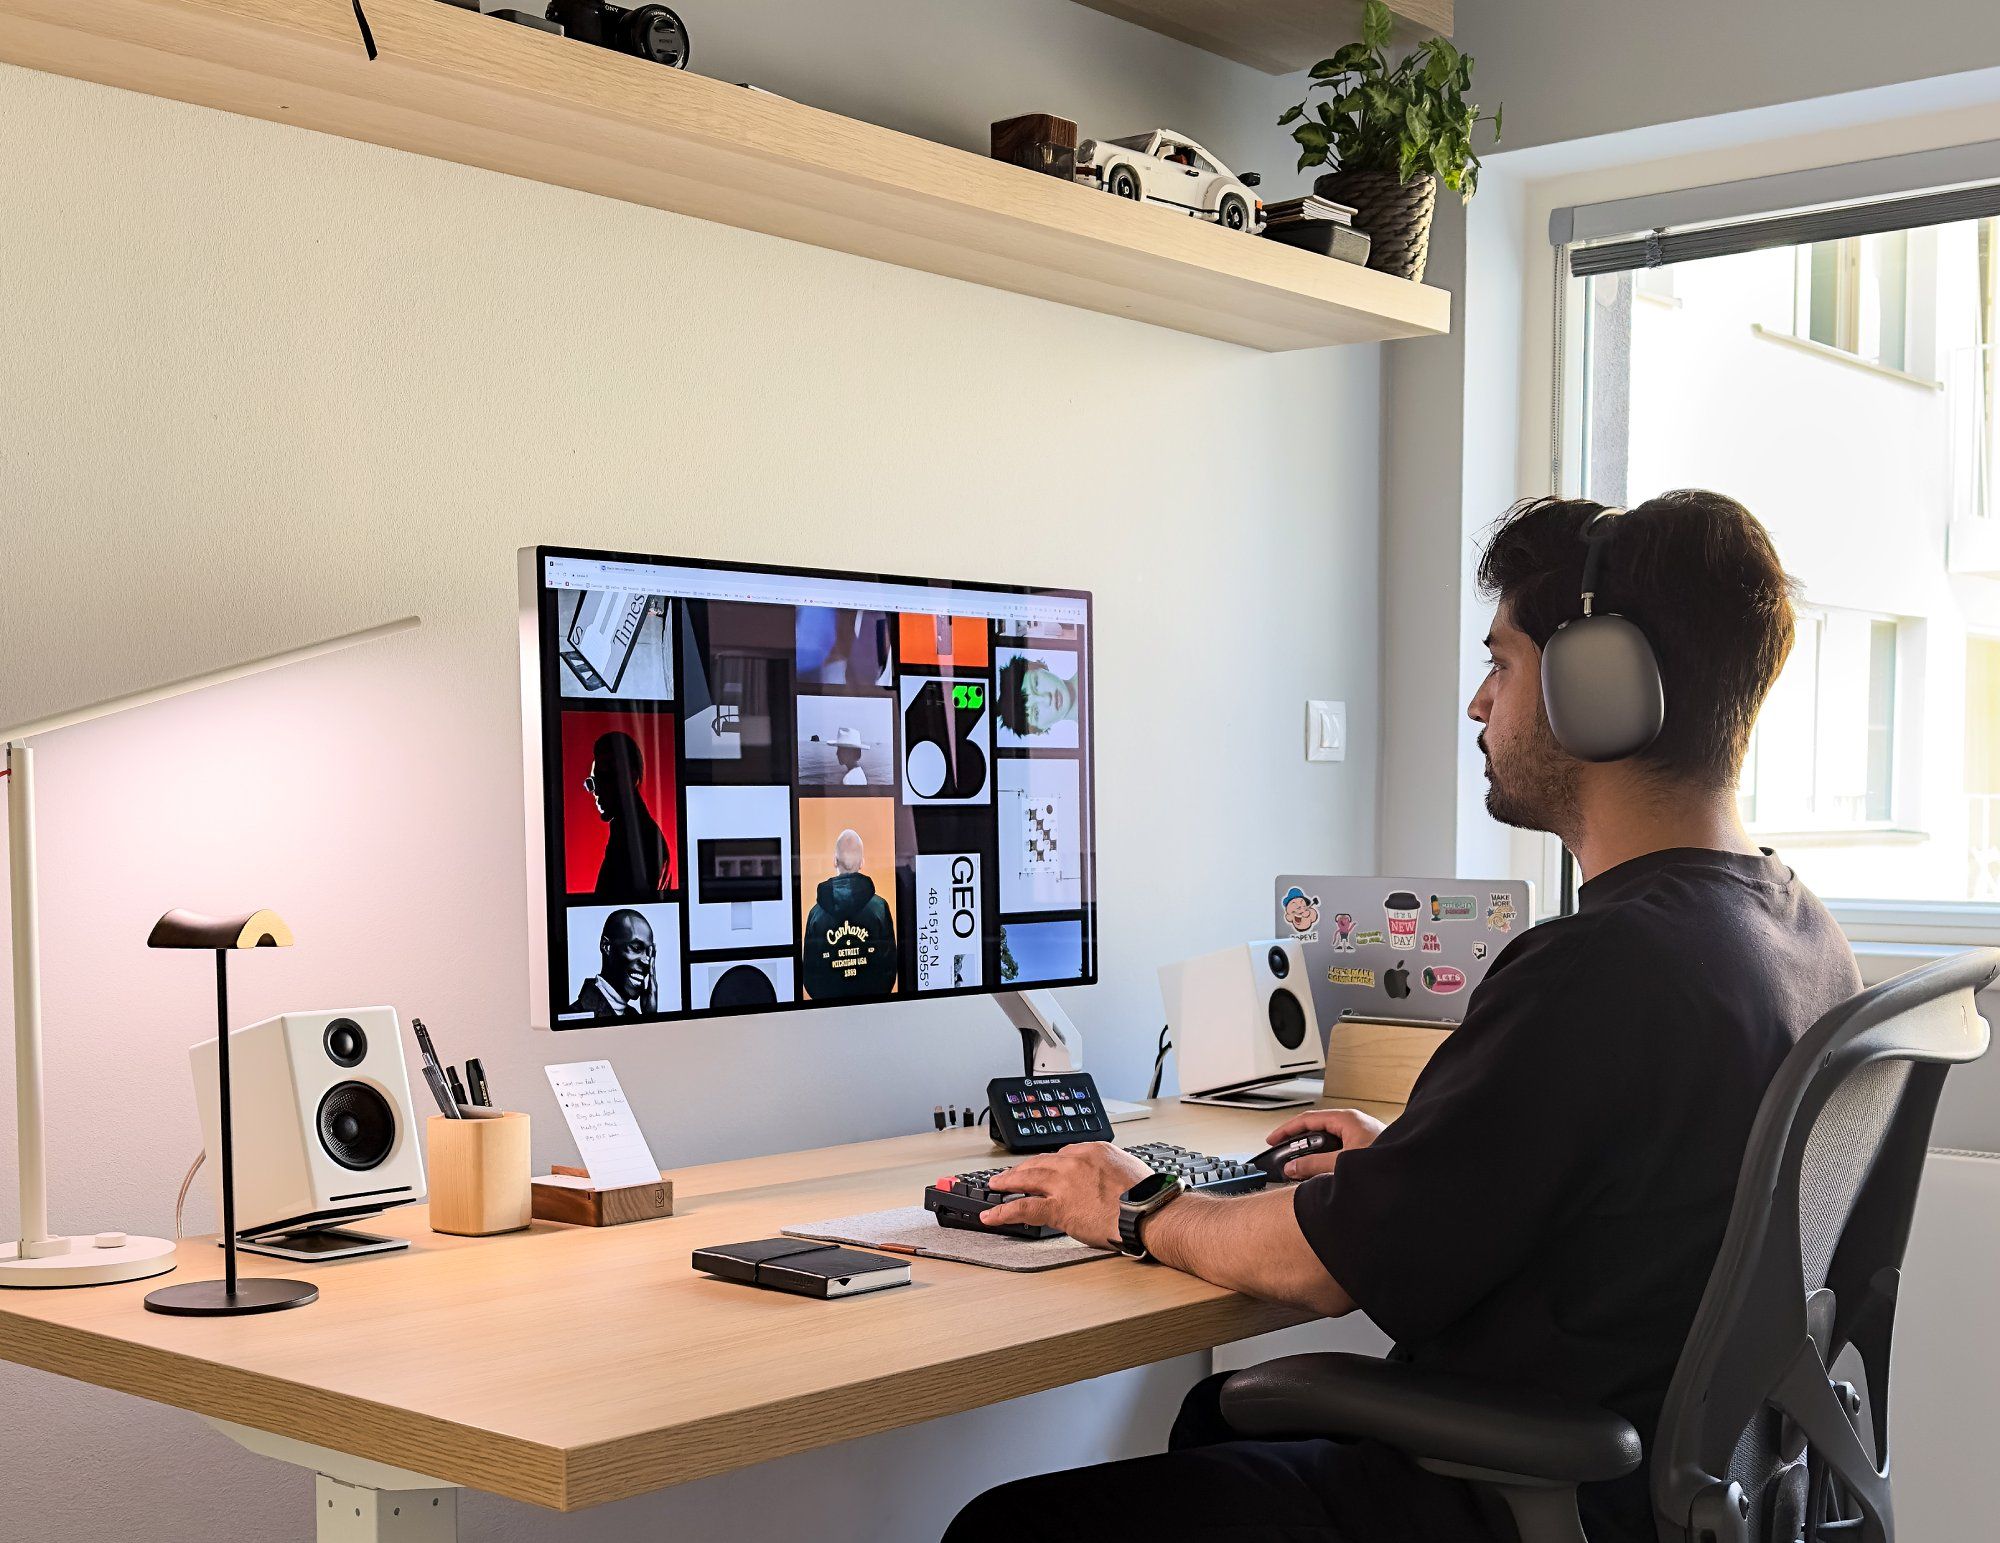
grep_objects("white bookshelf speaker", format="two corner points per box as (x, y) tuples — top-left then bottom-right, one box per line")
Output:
(190, 1007), (427, 1258)
(1159, 939), (1322, 1099)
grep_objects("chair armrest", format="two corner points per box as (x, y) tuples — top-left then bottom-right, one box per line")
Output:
(1221, 1353), (1642, 1487)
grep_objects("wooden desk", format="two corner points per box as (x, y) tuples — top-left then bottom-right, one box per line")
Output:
(0, 1099), (1394, 1528)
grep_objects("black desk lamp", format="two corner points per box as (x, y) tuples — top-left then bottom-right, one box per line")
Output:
(142, 908), (319, 1317)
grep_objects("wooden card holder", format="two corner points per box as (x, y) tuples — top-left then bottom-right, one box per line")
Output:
(427, 1112), (533, 1237)
(1322, 1019), (1452, 1106)
(530, 1166), (675, 1228)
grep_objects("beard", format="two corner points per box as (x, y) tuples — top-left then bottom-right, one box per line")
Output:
(1480, 720), (1581, 837)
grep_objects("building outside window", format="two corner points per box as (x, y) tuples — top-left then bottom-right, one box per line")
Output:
(1568, 209), (2000, 904)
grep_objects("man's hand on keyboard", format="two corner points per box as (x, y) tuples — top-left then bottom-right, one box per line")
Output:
(981, 1143), (1152, 1250)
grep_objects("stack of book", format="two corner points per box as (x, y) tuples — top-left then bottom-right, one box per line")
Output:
(1260, 195), (1372, 266)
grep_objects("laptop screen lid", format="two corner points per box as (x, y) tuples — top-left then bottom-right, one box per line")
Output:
(1275, 876), (1535, 1032)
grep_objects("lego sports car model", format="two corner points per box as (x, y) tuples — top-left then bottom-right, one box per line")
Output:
(1075, 129), (1264, 232)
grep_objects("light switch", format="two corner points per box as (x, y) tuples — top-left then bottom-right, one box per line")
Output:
(1307, 700), (1346, 762)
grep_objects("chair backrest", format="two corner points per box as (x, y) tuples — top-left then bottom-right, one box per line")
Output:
(1651, 950), (1997, 1543)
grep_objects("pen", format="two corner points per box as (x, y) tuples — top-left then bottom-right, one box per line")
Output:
(447, 1066), (468, 1108)
(466, 1057), (491, 1107)
(412, 1019), (461, 1119)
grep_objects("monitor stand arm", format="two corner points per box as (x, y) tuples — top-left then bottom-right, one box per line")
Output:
(993, 992), (1149, 1122)
(997, 990), (1079, 1076)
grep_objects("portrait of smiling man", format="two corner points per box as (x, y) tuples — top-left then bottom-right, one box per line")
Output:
(945, 490), (1862, 1543)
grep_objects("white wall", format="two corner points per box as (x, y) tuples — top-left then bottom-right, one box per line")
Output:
(0, 7), (1382, 1536)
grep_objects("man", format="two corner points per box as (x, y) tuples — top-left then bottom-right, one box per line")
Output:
(569, 908), (658, 1019)
(802, 828), (899, 998)
(996, 654), (1080, 739)
(586, 730), (671, 899)
(944, 491), (1860, 1543)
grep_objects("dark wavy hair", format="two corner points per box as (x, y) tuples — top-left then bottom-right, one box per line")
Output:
(1475, 490), (1798, 787)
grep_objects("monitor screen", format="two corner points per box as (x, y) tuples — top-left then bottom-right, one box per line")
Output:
(521, 546), (1097, 1028)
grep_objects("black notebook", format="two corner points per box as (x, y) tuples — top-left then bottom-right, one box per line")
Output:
(692, 1238), (912, 1299)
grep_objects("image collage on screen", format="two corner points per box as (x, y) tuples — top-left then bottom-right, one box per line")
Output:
(538, 552), (1095, 1028)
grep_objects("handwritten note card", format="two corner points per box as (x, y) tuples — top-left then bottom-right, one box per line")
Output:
(545, 1060), (661, 1190)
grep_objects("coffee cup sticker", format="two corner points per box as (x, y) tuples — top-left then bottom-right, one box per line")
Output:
(1422, 964), (1466, 994)
(1384, 890), (1421, 951)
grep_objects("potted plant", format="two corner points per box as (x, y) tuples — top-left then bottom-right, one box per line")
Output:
(1279, 0), (1500, 282)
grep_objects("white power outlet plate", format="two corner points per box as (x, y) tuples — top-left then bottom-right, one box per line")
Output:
(1307, 700), (1346, 762)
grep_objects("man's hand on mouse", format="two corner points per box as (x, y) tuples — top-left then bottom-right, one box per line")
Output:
(1263, 1109), (1386, 1179)
(980, 1142), (1151, 1249)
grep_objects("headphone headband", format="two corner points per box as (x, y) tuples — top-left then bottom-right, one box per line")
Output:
(1579, 506), (1628, 617)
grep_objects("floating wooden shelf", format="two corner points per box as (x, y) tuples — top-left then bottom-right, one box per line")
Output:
(1069, 0), (1452, 76)
(0, 0), (1450, 352)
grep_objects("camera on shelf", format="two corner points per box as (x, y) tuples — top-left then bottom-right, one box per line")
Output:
(545, 1), (690, 67)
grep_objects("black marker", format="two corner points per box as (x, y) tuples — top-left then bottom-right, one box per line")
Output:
(466, 1058), (491, 1107)
(447, 1066), (468, 1108)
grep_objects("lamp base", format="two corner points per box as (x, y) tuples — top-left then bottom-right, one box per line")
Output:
(144, 1276), (318, 1316)
(0, 1233), (177, 1289)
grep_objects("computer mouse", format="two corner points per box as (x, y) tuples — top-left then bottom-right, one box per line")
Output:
(1248, 1129), (1340, 1180)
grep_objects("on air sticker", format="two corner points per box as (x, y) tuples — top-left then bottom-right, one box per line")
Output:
(1327, 966), (1375, 987)
(1420, 932), (1442, 954)
(1422, 965), (1466, 994)
(1428, 894), (1477, 921)
(1486, 892), (1518, 932)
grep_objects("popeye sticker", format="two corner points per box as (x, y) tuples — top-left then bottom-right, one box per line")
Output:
(1331, 911), (1357, 952)
(1486, 892), (1518, 932)
(1282, 886), (1320, 943)
(1384, 890), (1421, 951)
(1430, 894), (1477, 921)
(1422, 964), (1466, 994)
(1327, 966), (1374, 987)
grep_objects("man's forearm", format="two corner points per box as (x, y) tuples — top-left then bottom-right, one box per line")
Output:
(1141, 1186), (1355, 1318)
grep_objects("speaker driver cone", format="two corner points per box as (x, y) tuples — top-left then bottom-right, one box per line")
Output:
(317, 1082), (396, 1171)
(1268, 989), (1308, 1052)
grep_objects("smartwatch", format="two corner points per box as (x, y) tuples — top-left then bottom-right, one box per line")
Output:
(1116, 1172), (1184, 1261)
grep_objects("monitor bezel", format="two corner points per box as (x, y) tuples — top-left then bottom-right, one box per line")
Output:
(523, 542), (1098, 1031)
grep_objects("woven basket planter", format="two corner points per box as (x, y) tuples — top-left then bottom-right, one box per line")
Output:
(1313, 169), (1437, 282)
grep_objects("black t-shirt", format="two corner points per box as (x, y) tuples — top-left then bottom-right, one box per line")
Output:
(1293, 847), (1860, 1542)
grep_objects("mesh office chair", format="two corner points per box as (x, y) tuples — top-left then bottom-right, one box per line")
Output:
(1220, 949), (1997, 1543)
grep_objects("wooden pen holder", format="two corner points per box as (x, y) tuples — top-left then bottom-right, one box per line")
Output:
(427, 1112), (532, 1236)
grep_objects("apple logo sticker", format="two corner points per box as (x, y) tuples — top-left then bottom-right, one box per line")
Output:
(1383, 962), (1411, 1000)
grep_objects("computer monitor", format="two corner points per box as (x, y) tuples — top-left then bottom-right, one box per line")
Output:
(520, 546), (1097, 1029)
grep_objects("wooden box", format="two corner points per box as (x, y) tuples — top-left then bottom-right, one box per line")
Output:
(991, 113), (1079, 180)
(427, 1112), (532, 1236)
(1322, 1020), (1452, 1106)
(531, 1166), (675, 1228)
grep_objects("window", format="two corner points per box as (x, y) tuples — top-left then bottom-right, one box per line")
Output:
(1738, 610), (1898, 833)
(1563, 204), (2000, 905)
(1793, 232), (1910, 370)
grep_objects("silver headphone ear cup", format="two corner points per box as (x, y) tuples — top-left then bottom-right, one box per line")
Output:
(1541, 615), (1665, 762)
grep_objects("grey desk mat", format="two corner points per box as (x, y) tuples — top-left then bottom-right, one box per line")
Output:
(783, 1205), (1114, 1272)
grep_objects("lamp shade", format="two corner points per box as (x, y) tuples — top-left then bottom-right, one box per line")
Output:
(147, 909), (294, 951)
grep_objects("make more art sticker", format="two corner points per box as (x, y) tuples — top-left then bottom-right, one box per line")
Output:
(1486, 892), (1518, 932)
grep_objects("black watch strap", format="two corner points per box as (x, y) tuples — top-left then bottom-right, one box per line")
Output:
(1116, 1175), (1183, 1260)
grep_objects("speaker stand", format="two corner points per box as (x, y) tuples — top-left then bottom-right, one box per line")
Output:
(233, 1226), (409, 1263)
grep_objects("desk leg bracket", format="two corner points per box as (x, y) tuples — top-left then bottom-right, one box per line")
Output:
(204, 1418), (460, 1541)
(315, 1474), (458, 1542)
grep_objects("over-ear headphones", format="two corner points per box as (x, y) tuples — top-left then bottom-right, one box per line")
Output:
(1539, 508), (1665, 762)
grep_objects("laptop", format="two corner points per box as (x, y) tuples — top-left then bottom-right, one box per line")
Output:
(1274, 875), (1535, 1033)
